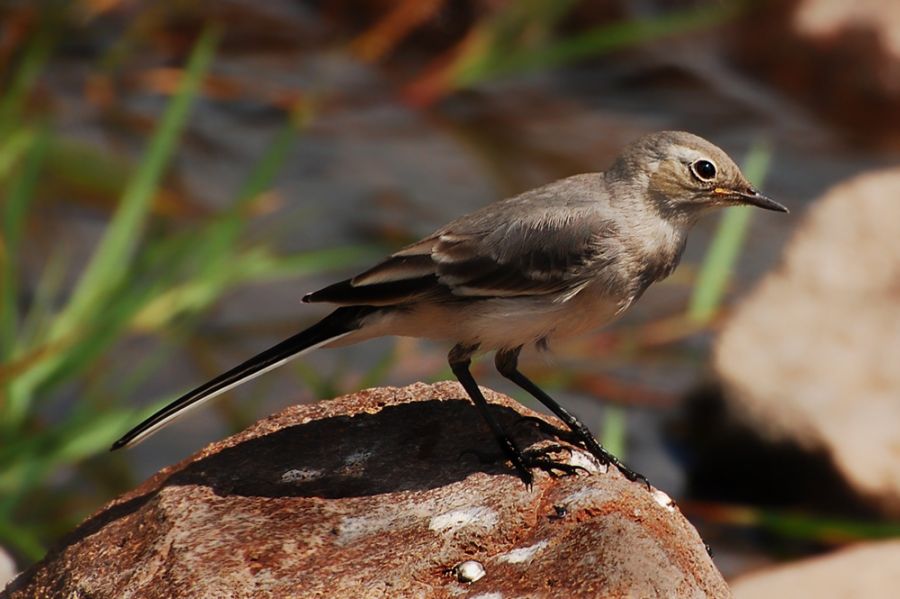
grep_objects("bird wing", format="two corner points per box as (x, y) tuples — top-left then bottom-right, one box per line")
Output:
(303, 207), (620, 306)
(429, 215), (618, 299)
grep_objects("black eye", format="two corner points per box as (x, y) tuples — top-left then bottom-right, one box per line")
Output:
(690, 159), (717, 182)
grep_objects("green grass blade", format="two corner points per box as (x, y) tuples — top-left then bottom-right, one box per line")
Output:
(357, 343), (398, 390)
(48, 409), (135, 465)
(757, 509), (900, 543)
(688, 140), (772, 324)
(132, 244), (375, 330)
(0, 28), (53, 136)
(126, 102), (312, 331)
(7, 27), (220, 416)
(0, 517), (46, 562)
(688, 502), (900, 544)
(43, 137), (140, 204)
(1, 127), (50, 361)
(51, 26), (220, 340)
(13, 248), (69, 355)
(522, 3), (738, 73)
(236, 103), (313, 205)
(455, 3), (740, 87)
(600, 404), (626, 459)
(37, 283), (159, 393)
(186, 103), (310, 284)
(0, 127), (35, 180)
(244, 246), (380, 279)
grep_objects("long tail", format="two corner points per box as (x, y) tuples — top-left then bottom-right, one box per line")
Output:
(110, 306), (377, 450)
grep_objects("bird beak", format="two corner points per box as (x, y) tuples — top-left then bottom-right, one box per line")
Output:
(714, 187), (789, 213)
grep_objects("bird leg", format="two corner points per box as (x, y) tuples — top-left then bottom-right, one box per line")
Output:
(449, 344), (580, 486)
(494, 347), (649, 487)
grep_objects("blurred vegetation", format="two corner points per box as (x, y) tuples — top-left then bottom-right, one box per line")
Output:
(684, 501), (900, 547)
(1, 0), (896, 574)
(0, 9), (373, 562)
(402, 0), (741, 106)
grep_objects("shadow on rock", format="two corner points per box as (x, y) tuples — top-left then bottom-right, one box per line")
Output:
(168, 398), (544, 499)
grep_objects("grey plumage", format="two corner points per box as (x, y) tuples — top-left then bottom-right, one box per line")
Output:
(112, 130), (787, 486)
(307, 175), (619, 306)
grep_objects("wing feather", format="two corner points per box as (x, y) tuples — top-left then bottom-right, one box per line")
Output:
(304, 175), (621, 306)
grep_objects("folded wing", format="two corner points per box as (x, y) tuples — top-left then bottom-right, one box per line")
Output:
(303, 210), (619, 307)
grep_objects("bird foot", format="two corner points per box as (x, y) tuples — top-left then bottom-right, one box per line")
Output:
(459, 443), (584, 488)
(513, 415), (650, 489)
(579, 439), (650, 489)
(523, 444), (590, 478)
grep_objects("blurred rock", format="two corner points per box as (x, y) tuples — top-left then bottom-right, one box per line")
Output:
(793, 0), (900, 62)
(715, 169), (900, 513)
(5, 382), (728, 599)
(731, 0), (900, 146)
(731, 541), (900, 599)
(0, 547), (15, 591)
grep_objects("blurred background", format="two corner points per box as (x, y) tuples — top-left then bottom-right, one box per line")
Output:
(2, 0), (899, 594)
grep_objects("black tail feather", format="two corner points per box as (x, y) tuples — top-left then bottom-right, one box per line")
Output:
(111, 306), (376, 450)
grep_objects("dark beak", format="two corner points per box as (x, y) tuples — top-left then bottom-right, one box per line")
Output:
(716, 187), (789, 213)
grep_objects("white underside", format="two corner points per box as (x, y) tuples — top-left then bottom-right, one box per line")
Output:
(348, 281), (631, 352)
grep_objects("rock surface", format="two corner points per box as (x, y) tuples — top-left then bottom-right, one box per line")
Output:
(731, 541), (900, 599)
(5, 382), (728, 598)
(715, 169), (900, 513)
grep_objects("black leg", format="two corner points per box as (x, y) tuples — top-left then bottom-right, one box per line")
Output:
(449, 344), (534, 486)
(495, 347), (648, 486)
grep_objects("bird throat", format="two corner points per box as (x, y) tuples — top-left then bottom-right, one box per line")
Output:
(629, 216), (688, 301)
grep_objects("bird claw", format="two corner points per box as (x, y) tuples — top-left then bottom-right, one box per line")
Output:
(583, 442), (650, 489)
(515, 416), (651, 488)
(458, 444), (584, 487)
(523, 444), (589, 478)
(522, 456), (584, 478)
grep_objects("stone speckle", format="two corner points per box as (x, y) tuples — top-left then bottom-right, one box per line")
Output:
(454, 560), (486, 584)
(497, 540), (548, 564)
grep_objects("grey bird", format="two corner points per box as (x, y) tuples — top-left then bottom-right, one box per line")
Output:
(111, 130), (788, 485)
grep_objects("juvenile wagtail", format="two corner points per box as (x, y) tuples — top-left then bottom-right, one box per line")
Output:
(112, 131), (788, 486)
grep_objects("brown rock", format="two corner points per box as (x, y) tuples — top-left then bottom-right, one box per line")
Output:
(0, 548), (14, 592)
(4, 382), (729, 598)
(715, 169), (900, 512)
(730, 0), (900, 145)
(731, 541), (900, 599)
(794, 0), (900, 63)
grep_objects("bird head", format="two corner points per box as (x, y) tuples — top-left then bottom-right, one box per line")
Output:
(609, 131), (788, 220)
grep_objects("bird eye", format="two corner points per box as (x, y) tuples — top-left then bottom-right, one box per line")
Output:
(690, 159), (717, 182)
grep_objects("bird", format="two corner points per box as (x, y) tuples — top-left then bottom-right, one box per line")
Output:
(111, 130), (788, 486)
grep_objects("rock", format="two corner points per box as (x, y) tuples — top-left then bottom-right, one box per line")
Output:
(0, 548), (15, 592)
(730, 0), (900, 145)
(793, 0), (900, 62)
(714, 169), (900, 513)
(5, 382), (728, 599)
(731, 540), (900, 599)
